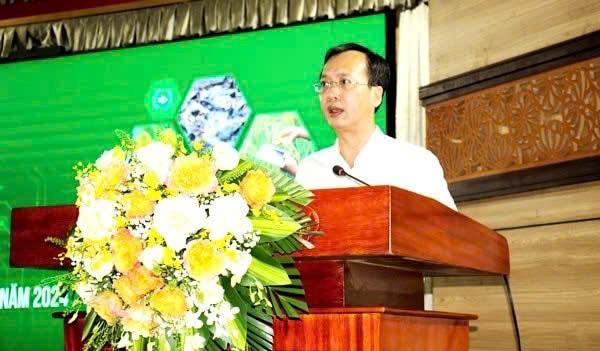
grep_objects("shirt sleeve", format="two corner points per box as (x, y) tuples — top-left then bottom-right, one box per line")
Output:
(424, 151), (457, 211)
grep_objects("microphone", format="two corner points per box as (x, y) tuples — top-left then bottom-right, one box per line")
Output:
(332, 165), (370, 186)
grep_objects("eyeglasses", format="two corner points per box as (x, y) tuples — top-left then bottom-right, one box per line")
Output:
(313, 79), (370, 93)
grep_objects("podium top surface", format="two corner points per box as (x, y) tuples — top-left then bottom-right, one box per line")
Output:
(292, 186), (509, 276)
(10, 186), (509, 276)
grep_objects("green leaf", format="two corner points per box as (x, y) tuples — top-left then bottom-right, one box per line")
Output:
(223, 285), (247, 351)
(252, 206), (301, 242)
(280, 295), (309, 313)
(248, 246), (292, 286)
(278, 296), (299, 318)
(268, 289), (283, 319)
(156, 333), (172, 351)
(219, 159), (254, 183)
(82, 310), (97, 340)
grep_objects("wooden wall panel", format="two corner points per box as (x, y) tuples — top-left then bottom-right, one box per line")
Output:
(426, 57), (600, 182)
(458, 181), (600, 229)
(429, 0), (600, 82)
(434, 217), (600, 350)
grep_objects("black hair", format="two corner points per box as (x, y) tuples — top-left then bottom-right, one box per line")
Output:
(323, 43), (391, 111)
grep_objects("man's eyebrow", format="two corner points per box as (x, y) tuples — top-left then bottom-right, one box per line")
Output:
(320, 72), (350, 79)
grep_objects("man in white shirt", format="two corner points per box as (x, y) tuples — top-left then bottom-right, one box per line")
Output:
(295, 43), (457, 210)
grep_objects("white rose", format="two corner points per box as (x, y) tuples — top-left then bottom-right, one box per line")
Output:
(153, 196), (207, 252)
(212, 142), (240, 171)
(138, 245), (165, 270)
(206, 194), (252, 241)
(77, 199), (117, 240)
(135, 142), (175, 183)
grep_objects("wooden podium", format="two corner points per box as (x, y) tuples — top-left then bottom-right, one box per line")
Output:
(10, 186), (509, 351)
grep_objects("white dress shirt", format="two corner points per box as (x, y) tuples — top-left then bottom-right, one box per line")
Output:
(295, 128), (457, 210)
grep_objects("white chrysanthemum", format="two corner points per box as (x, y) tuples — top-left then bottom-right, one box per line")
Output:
(206, 194), (252, 241)
(83, 251), (114, 281)
(138, 245), (165, 270)
(135, 142), (175, 183)
(153, 196), (207, 252)
(184, 335), (207, 351)
(77, 199), (118, 240)
(212, 142), (240, 171)
(224, 249), (252, 286)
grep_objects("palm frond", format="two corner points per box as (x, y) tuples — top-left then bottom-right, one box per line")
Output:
(219, 159), (255, 183)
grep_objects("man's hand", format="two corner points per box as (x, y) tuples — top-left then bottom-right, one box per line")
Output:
(274, 126), (309, 145)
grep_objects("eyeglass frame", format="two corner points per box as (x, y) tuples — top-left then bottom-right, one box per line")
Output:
(312, 78), (371, 94)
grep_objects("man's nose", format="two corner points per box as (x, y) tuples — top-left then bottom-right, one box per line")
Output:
(322, 86), (341, 101)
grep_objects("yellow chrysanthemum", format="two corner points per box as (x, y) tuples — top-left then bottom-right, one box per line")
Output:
(192, 141), (204, 151)
(161, 247), (182, 269)
(159, 128), (179, 148)
(143, 171), (160, 189)
(145, 189), (162, 201)
(210, 234), (232, 250)
(146, 228), (165, 247)
(149, 287), (188, 317)
(121, 304), (156, 337)
(169, 154), (217, 195)
(95, 163), (127, 198)
(221, 183), (240, 193)
(110, 228), (143, 273)
(184, 241), (225, 281)
(115, 215), (128, 228)
(239, 170), (276, 209)
(121, 190), (155, 219)
(89, 291), (123, 325)
(82, 238), (109, 259)
(111, 146), (126, 162)
(135, 131), (153, 149)
(113, 264), (164, 305)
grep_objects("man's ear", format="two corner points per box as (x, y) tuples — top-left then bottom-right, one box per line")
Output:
(371, 86), (384, 108)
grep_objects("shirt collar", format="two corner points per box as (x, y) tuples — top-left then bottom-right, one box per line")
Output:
(332, 126), (385, 167)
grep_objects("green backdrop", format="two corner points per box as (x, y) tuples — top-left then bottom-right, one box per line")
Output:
(0, 14), (386, 350)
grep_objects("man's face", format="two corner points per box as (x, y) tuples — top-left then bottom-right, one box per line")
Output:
(319, 50), (383, 133)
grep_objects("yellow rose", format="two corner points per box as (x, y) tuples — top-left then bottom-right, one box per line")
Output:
(149, 286), (188, 317)
(89, 291), (123, 325)
(113, 264), (164, 305)
(184, 240), (225, 281)
(239, 170), (276, 209)
(121, 304), (156, 337)
(110, 228), (143, 273)
(169, 154), (217, 195)
(121, 190), (155, 219)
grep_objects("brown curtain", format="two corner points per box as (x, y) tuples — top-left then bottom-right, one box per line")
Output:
(0, 0), (420, 57)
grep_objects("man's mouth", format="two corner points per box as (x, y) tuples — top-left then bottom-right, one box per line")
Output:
(327, 107), (344, 117)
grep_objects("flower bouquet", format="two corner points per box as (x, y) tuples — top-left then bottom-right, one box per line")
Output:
(56, 128), (317, 351)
